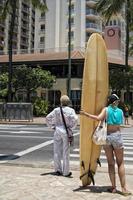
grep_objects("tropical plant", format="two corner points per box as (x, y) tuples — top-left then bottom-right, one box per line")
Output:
(13, 65), (55, 102)
(0, 73), (8, 99)
(33, 97), (49, 116)
(96, 0), (133, 68)
(109, 67), (133, 101)
(0, 0), (47, 102)
(0, 65), (55, 102)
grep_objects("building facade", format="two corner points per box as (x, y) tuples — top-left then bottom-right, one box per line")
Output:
(34, 0), (103, 53)
(0, 0), (126, 55)
(1, 0), (132, 111)
(0, 0), (35, 54)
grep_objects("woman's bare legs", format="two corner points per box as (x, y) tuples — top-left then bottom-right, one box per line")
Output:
(114, 148), (130, 194)
(104, 145), (116, 192)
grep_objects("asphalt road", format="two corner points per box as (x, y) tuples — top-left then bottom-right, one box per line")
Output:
(0, 124), (133, 168)
(0, 125), (80, 166)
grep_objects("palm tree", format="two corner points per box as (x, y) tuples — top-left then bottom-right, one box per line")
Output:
(0, 0), (47, 102)
(96, 0), (133, 69)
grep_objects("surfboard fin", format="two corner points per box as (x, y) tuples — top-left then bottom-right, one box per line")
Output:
(97, 158), (101, 167)
(80, 169), (95, 185)
(81, 161), (85, 170)
(88, 170), (95, 185)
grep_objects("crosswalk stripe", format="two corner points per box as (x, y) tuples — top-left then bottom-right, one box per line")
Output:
(70, 152), (133, 158)
(70, 143), (133, 166)
(100, 155), (133, 161)
(73, 147), (133, 153)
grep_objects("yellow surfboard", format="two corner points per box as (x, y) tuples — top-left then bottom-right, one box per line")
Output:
(80, 33), (108, 186)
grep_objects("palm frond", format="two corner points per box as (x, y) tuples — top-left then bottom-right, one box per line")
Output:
(96, 0), (126, 23)
(0, 0), (10, 20)
(30, 0), (48, 12)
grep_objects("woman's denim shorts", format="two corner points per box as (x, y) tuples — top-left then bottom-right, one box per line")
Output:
(105, 131), (124, 149)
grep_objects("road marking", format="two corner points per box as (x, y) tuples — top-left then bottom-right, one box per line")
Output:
(0, 135), (53, 139)
(12, 131), (40, 134)
(0, 140), (54, 164)
(15, 133), (79, 157)
(0, 133), (79, 164)
(0, 125), (26, 128)
(15, 140), (54, 157)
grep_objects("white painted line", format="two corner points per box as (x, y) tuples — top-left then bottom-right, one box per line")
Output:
(0, 125), (26, 128)
(73, 148), (79, 152)
(0, 133), (79, 164)
(124, 142), (133, 146)
(100, 155), (133, 161)
(73, 132), (80, 136)
(0, 135), (53, 139)
(15, 133), (79, 157)
(73, 146), (133, 152)
(102, 151), (133, 155)
(15, 140), (54, 157)
(0, 140), (54, 164)
(0, 130), (17, 133)
(98, 163), (133, 169)
(123, 140), (133, 143)
(12, 131), (38, 134)
(70, 154), (79, 158)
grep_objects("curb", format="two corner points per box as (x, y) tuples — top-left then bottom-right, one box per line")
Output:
(0, 121), (80, 126)
(1, 162), (133, 175)
(0, 121), (46, 125)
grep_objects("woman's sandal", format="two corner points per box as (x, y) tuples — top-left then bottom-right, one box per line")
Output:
(107, 187), (117, 193)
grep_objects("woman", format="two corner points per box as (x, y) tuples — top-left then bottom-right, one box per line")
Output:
(46, 95), (78, 177)
(80, 94), (131, 196)
(124, 106), (129, 125)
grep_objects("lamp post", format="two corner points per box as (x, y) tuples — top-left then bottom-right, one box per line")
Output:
(67, 0), (71, 98)
(8, 0), (16, 102)
(8, 48), (13, 102)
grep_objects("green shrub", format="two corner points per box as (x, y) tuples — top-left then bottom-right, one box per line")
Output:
(33, 98), (49, 116)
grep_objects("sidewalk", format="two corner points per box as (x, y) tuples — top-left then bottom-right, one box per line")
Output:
(0, 118), (133, 199)
(0, 116), (132, 127)
(0, 164), (133, 200)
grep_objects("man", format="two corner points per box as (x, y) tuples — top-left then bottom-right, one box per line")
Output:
(46, 95), (78, 177)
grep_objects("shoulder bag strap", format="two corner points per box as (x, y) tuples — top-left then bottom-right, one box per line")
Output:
(99, 107), (107, 128)
(60, 106), (69, 136)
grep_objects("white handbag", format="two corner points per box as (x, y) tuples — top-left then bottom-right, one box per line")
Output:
(92, 120), (107, 145)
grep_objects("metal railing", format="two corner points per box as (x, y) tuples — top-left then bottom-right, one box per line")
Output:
(0, 103), (33, 121)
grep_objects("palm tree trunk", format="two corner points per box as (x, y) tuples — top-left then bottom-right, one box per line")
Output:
(67, 0), (72, 98)
(125, 0), (130, 68)
(125, 0), (130, 102)
(8, 0), (17, 102)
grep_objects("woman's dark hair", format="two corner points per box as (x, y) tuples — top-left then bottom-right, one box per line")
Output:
(107, 94), (120, 105)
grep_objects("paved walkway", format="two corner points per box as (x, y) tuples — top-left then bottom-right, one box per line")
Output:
(0, 164), (133, 200)
(0, 116), (133, 199)
(0, 116), (133, 127)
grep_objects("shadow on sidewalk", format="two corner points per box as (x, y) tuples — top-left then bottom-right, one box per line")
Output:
(40, 171), (73, 178)
(40, 171), (58, 176)
(73, 185), (111, 193)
